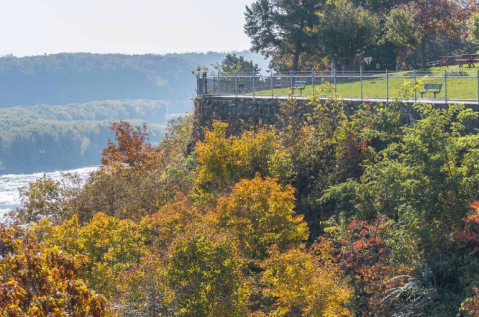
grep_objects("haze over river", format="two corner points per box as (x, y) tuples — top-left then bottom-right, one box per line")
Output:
(0, 166), (99, 218)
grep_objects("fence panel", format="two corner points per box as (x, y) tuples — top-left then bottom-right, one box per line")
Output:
(388, 71), (411, 101)
(360, 72), (384, 100)
(445, 70), (477, 102)
(198, 70), (479, 104)
(335, 71), (360, 99)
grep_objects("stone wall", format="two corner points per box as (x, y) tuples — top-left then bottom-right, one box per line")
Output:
(195, 97), (285, 132)
(193, 96), (479, 140)
(194, 96), (371, 139)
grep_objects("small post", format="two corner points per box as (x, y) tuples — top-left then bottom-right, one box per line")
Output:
(235, 70), (238, 98)
(213, 75), (216, 95)
(477, 69), (479, 105)
(312, 68), (315, 94)
(290, 69), (293, 95)
(196, 74), (199, 95)
(360, 68), (363, 101)
(444, 69), (448, 104)
(334, 69), (337, 93)
(271, 70), (274, 98)
(218, 72), (221, 96)
(386, 69), (389, 102)
(413, 69), (417, 102)
(253, 71), (255, 98)
(203, 72), (207, 97)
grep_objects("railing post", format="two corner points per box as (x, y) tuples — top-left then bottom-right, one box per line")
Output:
(213, 75), (216, 95)
(477, 69), (479, 105)
(271, 71), (274, 98)
(218, 72), (221, 96)
(386, 69), (389, 102)
(253, 71), (255, 98)
(444, 69), (448, 104)
(413, 69), (417, 102)
(235, 70), (238, 98)
(196, 75), (199, 96)
(334, 69), (337, 93)
(312, 69), (315, 94)
(290, 69), (293, 95)
(360, 68), (363, 101)
(203, 74), (206, 97)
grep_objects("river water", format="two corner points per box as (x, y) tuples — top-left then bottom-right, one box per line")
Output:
(0, 166), (99, 218)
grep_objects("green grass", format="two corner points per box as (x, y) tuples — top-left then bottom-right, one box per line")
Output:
(253, 67), (479, 101)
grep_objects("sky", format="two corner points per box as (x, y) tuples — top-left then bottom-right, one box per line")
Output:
(0, 0), (256, 57)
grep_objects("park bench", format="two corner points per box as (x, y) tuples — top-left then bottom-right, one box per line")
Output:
(420, 83), (442, 99)
(292, 80), (306, 96)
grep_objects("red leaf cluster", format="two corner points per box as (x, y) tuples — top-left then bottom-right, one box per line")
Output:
(455, 202), (479, 244)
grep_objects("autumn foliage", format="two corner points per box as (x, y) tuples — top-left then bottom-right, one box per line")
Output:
(457, 203), (479, 316)
(462, 286), (479, 317)
(8, 97), (479, 316)
(456, 202), (479, 246)
(0, 226), (106, 316)
(102, 120), (161, 170)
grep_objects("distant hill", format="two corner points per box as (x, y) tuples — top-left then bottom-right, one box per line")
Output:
(0, 51), (269, 111)
(0, 100), (167, 174)
(0, 51), (269, 173)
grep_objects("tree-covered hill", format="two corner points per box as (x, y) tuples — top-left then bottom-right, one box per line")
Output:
(0, 100), (166, 173)
(0, 99), (168, 129)
(0, 52), (268, 109)
(0, 120), (163, 174)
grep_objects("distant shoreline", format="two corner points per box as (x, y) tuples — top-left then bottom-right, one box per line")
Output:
(0, 165), (99, 219)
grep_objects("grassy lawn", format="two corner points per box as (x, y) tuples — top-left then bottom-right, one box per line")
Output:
(253, 67), (479, 101)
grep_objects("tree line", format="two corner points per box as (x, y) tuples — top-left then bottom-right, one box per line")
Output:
(0, 100), (166, 173)
(0, 51), (268, 108)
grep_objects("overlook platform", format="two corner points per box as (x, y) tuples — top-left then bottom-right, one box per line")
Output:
(196, 69), (479, 106)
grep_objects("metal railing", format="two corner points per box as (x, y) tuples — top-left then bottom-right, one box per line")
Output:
(196, 69), (479, 104)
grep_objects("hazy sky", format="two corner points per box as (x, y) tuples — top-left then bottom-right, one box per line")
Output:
(1, 0), (256, 57)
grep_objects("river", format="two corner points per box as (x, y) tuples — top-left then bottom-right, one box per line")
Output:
(0, 166), (99, 219)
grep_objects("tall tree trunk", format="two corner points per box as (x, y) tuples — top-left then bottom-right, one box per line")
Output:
(420, 38), (427, 69)
(350, 43), (356, 70)
(292, 41), (301, 71)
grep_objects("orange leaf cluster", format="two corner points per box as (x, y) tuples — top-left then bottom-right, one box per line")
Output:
(0, 226), (106, 316)
(102, 121), (162, 171)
